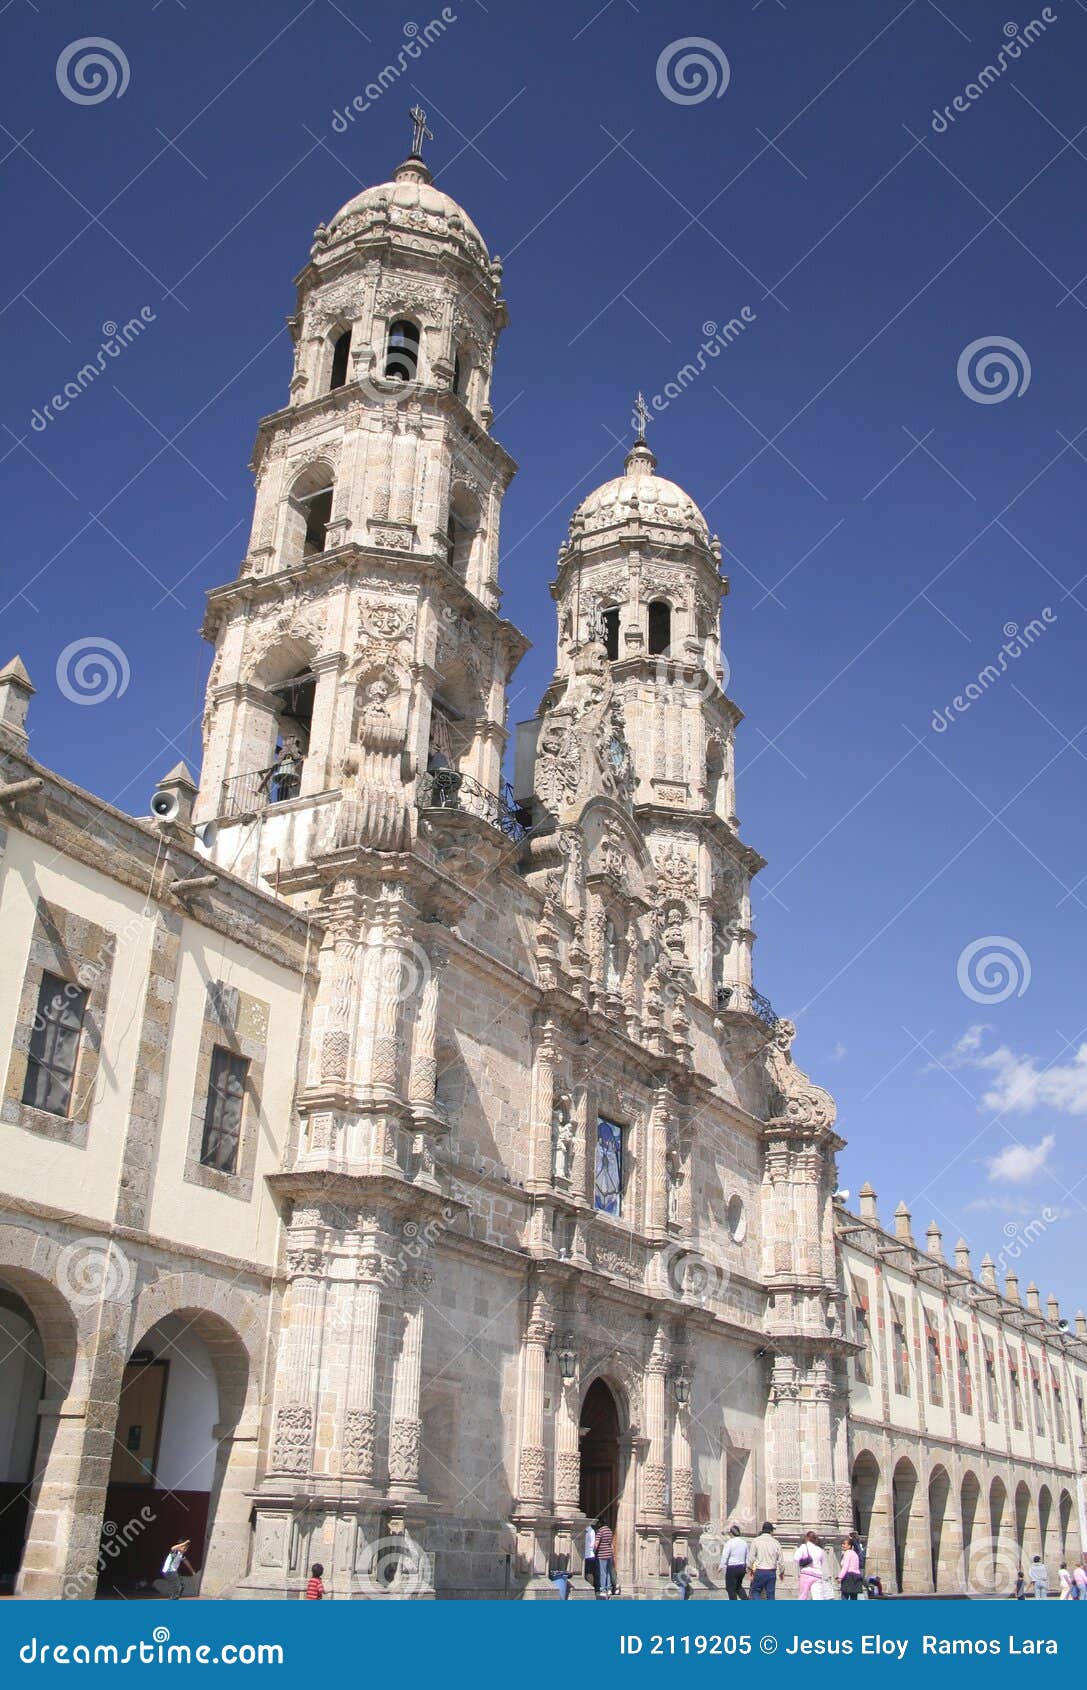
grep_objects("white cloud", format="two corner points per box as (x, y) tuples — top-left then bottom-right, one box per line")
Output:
(985, 1134), (1055, 1184)
(946, 1027), (1087, 1116)
(965, 1195), (1071, 1219)
(829, 1041), (847, 1063)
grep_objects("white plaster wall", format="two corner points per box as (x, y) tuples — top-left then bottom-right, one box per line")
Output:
(0, 830), (157, 1222)
(139, 1315), (219, 1492)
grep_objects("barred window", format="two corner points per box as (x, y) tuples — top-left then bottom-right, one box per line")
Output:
(956, 1323), (973, 1414)
(853, 1280), (872, 1383)
(984, 1339), (999, 1420)
(22, 971), (87, 1117)
(926, 1317), (943, 1406)
(200, 1045), (249, 1174)
(891, 1296), (910, 1397)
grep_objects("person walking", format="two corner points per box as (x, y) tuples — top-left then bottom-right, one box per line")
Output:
(584, 1523), (598, 1595)
(794, 1532), (825, 1600)
(1073, 1561), (1087, 1600)
(594, 1519), (616, 1598)
(305, 1562), (325, 1600)
(1029, 1556), (1049, 1600)
(1015, 1568), (1026, 1600)
(748, 1523), (785, 1600)
(839, 1534), (864, 1601)
(160, 1539), (194, 1601)
(719, 1524), (750, 1600)
(1058, 1563), (1074, 1599)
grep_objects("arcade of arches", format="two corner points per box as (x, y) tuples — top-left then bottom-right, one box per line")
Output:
(851, 1446), (1081, 1595)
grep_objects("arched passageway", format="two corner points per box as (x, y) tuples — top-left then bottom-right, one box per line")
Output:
(891, 1458), (924, 1592)
(928, 1465), (951, 1591)
(579, 1379), (621, 1531)
(0, 1286), (46, 1593)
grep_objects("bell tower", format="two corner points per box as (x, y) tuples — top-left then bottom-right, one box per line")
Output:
(517, 408), (765, 1016)
(195, 121), (524, 884)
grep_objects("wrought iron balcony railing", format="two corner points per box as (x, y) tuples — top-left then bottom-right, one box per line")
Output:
(218, 759), (305, 820)
(715, 983), (777, 1027)
(417, 769), (529, 842)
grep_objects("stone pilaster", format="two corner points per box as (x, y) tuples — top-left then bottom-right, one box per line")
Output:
(641, 1325), (672, 1524)
(340, 1244), (385, 1483)
(388, 1267), (432, 1497)
(269, 1233), (325, 1477)
(515, 1303), (554, 1511)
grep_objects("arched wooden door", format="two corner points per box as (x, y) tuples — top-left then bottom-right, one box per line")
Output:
(579, 1379), (621, 1530)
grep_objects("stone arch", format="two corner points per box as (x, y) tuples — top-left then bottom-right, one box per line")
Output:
(960, 1469), (981, 1586)
(446, 479), (481, 579)
(577, 1368), (638, 1590)
(281, 458), (336, 566)
(851, 1448), (891, 1582)
(1058, 1489), (1075, 1560)
(1014, 1478), (1031, 1564)
(0, 1222), (125, 1598)
(891, 1455), (925, 1593)
(116, 1276), (266, 1598)
(988, 1475), (1013, 1596)
(927, 1463), (952, 1591)
(1038, 1484), (1053, 1566)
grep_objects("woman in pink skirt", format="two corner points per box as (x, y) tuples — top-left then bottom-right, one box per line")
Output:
(793, 1532), (825, 1600)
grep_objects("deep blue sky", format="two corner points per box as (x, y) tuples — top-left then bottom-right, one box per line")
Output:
(3, 0), (1086, 1306)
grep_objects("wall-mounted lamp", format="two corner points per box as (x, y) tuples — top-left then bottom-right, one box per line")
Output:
(557, 1337), (579, 1384)
(672, 1370), (691, 1406)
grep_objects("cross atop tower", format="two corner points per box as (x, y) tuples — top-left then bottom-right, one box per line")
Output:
(410, 104), (434, 159)
(632, 390), (651, 442)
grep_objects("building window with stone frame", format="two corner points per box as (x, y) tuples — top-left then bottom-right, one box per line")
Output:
(647, 598), (672, 656)
(199, 1044), (250, 1174)
(384, 317), (420, 382)
(889, 1295), (910, 1396)
(983, 1337), (999, 1420)
(22, 970), (88, 1118)
(852, 1278), (872, 1384)
(1031, 1366), (1046, 1436)
(594, 1116), (623, 1217)
(1008, 1353), (1024, 1430)
(956, 1321), (973, 1415)
(1052, 1373), (1065, 1443)
(925, 1312), (943, 1407)
(328, 327), (352, 391)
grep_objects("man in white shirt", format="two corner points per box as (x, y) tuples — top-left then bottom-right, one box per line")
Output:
(584, 1524), (598, 1594)
(719, 1524), (750, 1600)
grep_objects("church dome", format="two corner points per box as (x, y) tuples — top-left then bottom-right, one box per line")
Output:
(325, 156), (491, 272)
(571, 440), (710, 547)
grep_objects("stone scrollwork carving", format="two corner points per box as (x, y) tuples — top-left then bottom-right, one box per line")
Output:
(272, 1404), (313, 1474)
(342, 1408), (377, 1476)
(764, 1019), (837, 1132)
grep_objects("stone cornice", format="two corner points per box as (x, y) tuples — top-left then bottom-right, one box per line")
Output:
(0, 745), (317, 973)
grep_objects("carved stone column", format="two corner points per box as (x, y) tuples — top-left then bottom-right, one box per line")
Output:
(554, 1337), (582, 1516)
(646, 1086), (673, 1238)
(515, 1306), (554, 1511)
(391, 416), (422, 525)
(373, 412), (398, 520)
(270, 1231), (325, 1477)
(641, 1326), (672, 1524)
(340, 1242), (385, 1483)
(671, 1389), (694, 1529)
(407, 947), (446, 1110)
(527, 1019), (559, 1194)
(388, 1267), (432, 1497)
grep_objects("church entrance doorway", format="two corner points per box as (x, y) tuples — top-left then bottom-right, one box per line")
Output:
(579, 1379), (621, 1531)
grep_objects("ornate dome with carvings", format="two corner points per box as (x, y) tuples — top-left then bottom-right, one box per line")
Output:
(569, 439), (711, 548)
(321, 156), (492, 275)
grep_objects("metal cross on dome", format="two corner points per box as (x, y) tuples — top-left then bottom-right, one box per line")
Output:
(633, 391), (651, 441)
(410, 105), (434, 159)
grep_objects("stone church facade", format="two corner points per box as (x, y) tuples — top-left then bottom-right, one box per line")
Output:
(0, 146), (1082, 1600)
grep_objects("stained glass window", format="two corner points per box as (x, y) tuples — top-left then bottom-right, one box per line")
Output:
(594, 1117), (623, 1216)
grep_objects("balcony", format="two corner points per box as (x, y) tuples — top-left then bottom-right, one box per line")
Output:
(218, 759), (305, 820)
(715, 984), (777, 1028)
(417, 769), (529, 842)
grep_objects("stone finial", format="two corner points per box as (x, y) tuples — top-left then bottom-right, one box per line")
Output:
(152, 760), (197, 834)
(926, 1220), (944, 1260)
(954, 1237), (971, 1274)
(893, 1200), (913, 1244)
(0, 656), (34, 746)
(1046, 1294), (1060, 1325)
(980, 1253), (997, 1289)
(858, 1182), (879, 1225)
(1026, 1281), (1042, 1315)
(1005, 1268), (1020, 1304)
(1075, 1311), (1087, 1339)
